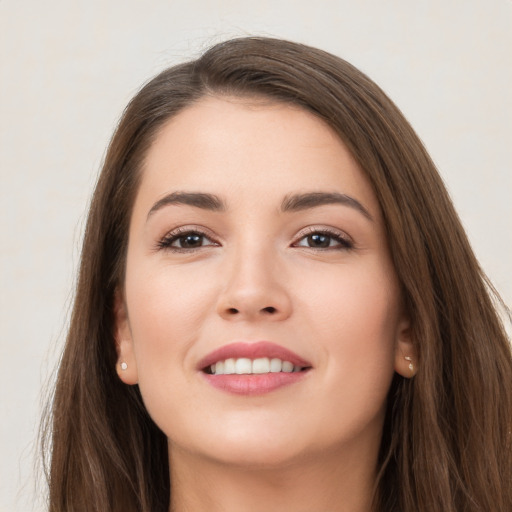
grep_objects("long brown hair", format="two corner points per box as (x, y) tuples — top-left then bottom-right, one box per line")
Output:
(42, 37), (512, 512)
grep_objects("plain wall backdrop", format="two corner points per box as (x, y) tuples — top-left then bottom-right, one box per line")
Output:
(1, 1), (510, 510)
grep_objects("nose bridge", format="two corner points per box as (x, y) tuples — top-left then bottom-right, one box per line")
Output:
(217, 234), (291, 321)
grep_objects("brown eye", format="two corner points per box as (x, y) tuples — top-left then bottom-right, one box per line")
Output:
(174, 233), (204, 248)
(157, 230), (218, 251)
(306, 233), (331, 248)
(294, 230), (353, 250)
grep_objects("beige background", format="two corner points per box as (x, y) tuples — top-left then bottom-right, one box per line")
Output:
(1, 1), (511, 510)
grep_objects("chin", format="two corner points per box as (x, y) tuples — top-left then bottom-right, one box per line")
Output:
(205, 438), (307, 470)
(171, 419), (311, 470)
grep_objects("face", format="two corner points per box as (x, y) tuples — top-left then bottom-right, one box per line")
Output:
(116, 96), (413, 469)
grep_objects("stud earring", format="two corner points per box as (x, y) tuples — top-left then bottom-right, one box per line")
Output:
(120, 362), (128, 371)
(404, 356), (413, 372)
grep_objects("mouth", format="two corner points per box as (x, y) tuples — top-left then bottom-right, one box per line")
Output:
(198, 341), (312, 395)
(204, 357), (309, 375)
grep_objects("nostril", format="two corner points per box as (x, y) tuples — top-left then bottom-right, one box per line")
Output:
(262, 306), (277, 314)
(227, 307), (239, 315)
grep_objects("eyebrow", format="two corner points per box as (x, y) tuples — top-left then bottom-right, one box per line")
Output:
(146, 190), (373, 221)
(147, 191), (226, 219)
(281, 192), (373, 220)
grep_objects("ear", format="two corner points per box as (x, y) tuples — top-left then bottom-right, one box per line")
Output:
(393, 315), (417, 378)
(113, 290), (138, 385)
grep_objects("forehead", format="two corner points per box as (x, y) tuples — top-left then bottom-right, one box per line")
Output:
(136, 95), (380, 216)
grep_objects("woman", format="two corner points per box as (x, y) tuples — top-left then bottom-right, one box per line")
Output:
(42, 37), (512, 512)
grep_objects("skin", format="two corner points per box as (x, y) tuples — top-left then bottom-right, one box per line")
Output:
(115, 96), (415, 512)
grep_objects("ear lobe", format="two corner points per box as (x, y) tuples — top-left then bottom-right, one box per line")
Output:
(393, 317), (417, 378)
(113, 290), (138, 385)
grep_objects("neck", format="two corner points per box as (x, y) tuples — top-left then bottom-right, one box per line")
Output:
(168, 441), (378, 512)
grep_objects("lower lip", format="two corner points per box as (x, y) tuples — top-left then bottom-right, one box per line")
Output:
(201, 371), (309, 396)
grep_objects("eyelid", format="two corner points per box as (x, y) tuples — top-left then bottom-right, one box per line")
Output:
(291, 226), (354, 249)
(155, 225), (221, 251)
(155, 224), (353, 252)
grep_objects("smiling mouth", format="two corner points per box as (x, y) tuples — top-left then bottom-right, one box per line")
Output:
(198, 341), (312, 395)
(203, 357), (310, 375)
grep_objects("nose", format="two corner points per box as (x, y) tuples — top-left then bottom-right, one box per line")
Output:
(216, 244), (292, 322)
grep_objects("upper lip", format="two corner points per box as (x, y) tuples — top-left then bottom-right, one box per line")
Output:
(197, 341), (312, 371)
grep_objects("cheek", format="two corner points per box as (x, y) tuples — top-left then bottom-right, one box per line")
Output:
(124, 261), (217, 378)
(298, 260), (400, 397)
(292, 264), (399, 444)
(299, 256), (400, 342)
(123, 261), (222, 428)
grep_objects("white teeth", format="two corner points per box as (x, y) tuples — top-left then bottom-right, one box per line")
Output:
(282, 361), (294, 373)
(270, 358), (282, 373)
(252, 357), (270, 374)
(235, 358), (252, 374)
(209, 357), (304, 375)
(224, 358), (235, 374)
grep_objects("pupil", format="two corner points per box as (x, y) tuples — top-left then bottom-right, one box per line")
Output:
(309, 234), (330, 247)
(181, 234), (202, 247)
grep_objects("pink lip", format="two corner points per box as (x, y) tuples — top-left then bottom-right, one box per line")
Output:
(202, 372), (309, 395)
(197, 341), (312, 396)
(197, 341), (311, 370)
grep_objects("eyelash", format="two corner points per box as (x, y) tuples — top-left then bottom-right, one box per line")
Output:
(156, 226), (354, 253)
(156, 226), (219, 252)
(292, 227), (354, 251)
